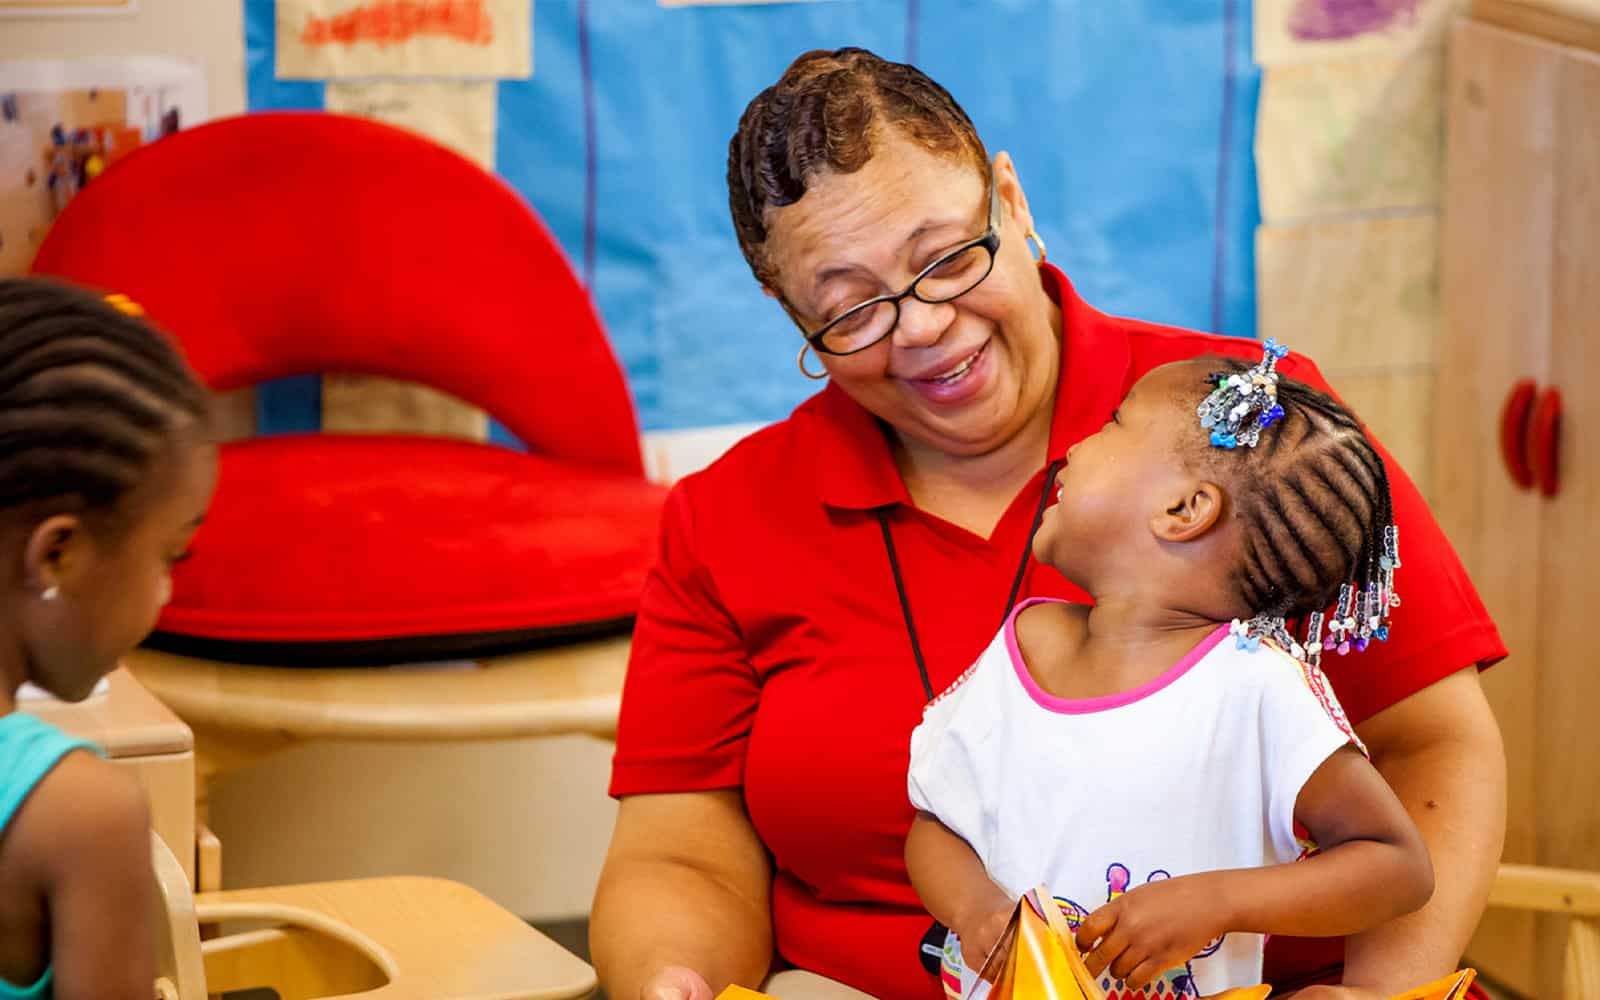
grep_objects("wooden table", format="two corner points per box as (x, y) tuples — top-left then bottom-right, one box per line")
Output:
(124, 637), (630, 820)
(22, 667), (197, 886)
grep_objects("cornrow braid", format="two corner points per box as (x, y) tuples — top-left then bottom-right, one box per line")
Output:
(1200, 357), (1398, 663)
(728, 47), (989, 287)
(0, 277), (209, 521)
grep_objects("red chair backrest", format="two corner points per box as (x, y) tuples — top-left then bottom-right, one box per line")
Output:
(32, 111), (643, 475)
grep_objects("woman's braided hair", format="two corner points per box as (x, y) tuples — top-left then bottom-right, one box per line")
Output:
(727, 47), (989, 287)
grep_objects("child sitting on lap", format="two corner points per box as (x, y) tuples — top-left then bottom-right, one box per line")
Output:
(906, 342), (1430, 999)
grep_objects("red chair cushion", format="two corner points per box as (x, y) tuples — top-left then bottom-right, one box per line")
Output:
(155, 435), (666, 663)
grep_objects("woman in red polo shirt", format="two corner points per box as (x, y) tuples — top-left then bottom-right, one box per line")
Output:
(593, 48), (1506, 1000)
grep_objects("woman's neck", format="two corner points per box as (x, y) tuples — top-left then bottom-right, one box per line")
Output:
(893, 399), (1054, 536)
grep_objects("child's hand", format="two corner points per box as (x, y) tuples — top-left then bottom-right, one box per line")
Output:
(1074, 872), (1230, 991)
(956, 903), (1016, 982)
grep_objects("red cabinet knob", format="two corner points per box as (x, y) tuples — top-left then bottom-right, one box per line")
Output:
(1529, 387), (1562, 499)
(1500, 380), (1538, 490)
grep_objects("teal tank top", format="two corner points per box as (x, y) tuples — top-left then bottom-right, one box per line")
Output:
(0, 712), (103, 1000)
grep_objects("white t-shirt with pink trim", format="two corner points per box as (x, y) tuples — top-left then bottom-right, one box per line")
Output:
(907, 598), (1357, 1000)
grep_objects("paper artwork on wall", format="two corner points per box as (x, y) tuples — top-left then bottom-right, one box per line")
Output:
(276, 0), (532, 80)
(1254, 0), (1461, 65)
(324, 78), (497, 168)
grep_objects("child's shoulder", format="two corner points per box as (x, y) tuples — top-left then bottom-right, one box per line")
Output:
(1218, 637), (1366, 750)
(1, 732), (147, 878)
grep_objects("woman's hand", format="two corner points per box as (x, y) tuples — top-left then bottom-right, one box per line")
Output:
(640, 965), (715, 1000)
(1075, 873), (1230, 992)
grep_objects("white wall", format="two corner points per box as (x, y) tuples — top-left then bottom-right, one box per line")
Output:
(0, 0), (246, 117)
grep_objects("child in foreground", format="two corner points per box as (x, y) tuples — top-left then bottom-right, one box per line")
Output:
(906, 342), (1432, 999)
(0, 279), (216, 1000)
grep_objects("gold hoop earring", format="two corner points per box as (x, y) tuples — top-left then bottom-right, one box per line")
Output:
(797, 343), (829, 381)
(1025, 230), (1048, 263)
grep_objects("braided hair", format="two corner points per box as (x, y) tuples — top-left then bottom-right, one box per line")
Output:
(1193, 357), (1398, 661)
(727, 47), (989, 287)
(0, 277), (209, 526)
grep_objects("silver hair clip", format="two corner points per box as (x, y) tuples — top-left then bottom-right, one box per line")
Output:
(1197, 339), (1289, 450)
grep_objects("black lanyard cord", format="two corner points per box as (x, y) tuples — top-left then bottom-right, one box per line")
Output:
(877, 458), (1065, 701)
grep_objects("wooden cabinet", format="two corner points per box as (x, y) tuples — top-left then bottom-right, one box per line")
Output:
(1437, 12), (1600, 998)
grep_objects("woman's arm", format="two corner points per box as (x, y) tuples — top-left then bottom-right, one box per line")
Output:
(591, 790), (774, 1000)
(1077, 746), (1433, 990)
(1331, 666), (1506, 995)
(905, 812), (1014, 973)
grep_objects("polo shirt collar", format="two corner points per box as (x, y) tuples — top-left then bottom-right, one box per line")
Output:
(1040, 263), (1132, 463)
(810, 263), (1132, 511)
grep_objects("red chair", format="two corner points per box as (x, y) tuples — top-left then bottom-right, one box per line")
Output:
(34, 111), (666, 664)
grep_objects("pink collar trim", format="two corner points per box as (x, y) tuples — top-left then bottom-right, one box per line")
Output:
(1003, 597), (1228, 714)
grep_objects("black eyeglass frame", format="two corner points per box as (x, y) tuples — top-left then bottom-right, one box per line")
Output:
(794, 167), (1002, 357)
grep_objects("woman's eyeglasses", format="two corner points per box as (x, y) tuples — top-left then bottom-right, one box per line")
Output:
(799, 168), (1001, 357)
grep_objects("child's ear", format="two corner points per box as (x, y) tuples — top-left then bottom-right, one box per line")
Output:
(1150, 480), (1226, 543)
(23, 514), (86, 595)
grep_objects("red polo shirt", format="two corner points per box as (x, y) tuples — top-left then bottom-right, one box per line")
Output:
(611, 265), (1506, 1000)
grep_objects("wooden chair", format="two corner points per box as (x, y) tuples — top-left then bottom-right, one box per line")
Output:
(1486, 863), (1600, 998)
(151, 834), (597, 1000)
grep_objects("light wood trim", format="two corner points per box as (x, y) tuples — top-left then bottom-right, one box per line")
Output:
(155, 825), (597, 999)
(200, 923), (389, 998)
(1568, 917), (1600, 998)
(195, 823), (222, 894)
(21, 666), (191, 756)
(126, 751), (196, 888)
(1473, 0), (1600, 55)
(151, 835), (206, 1000)
(195, 877), (597, 1000)
(1490, 864), (1600, 916)
(125, 637), (628, 743)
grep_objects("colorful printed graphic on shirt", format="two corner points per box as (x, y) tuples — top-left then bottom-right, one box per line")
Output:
(941, 863), (1226, 1000)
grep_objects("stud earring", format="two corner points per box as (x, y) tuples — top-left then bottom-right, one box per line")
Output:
(40, 586), (59, 602)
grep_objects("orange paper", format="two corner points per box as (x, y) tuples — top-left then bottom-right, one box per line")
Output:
(960, 885), (1470, 1000)
(1386, 969), (1477, 1000)
(713, 917), (1475, 1000)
